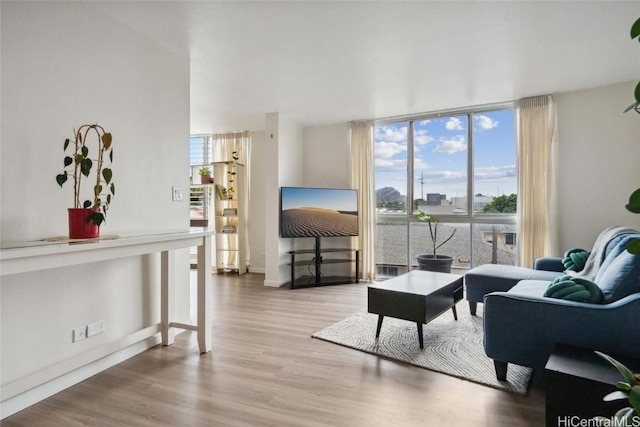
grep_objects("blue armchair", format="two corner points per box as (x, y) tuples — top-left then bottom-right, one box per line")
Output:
(465, 227), (640, 380)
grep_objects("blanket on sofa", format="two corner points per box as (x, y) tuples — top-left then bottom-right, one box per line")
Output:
(568, 226), (637, 280)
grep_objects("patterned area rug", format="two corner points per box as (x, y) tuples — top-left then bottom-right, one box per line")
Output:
(311, 305), (533, 395)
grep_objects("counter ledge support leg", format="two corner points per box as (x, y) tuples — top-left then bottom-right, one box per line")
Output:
(161, 250), (175, 346)
(197, 235), (213, 353)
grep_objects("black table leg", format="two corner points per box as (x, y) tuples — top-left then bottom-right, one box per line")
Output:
(451, 304), (458, 321)
(417, 323), (424, 349)
(375, 315), (384, 338)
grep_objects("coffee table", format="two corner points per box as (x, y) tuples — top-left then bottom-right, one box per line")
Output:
(367, 270), (463, 349)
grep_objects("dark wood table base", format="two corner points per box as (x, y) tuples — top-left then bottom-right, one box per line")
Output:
(368, 270), (463, 349)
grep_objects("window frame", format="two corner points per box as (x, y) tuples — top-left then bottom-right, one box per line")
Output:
(375, 102), (517, 270)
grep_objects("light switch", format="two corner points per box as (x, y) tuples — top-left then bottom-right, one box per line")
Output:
(172, 186), (183, 201)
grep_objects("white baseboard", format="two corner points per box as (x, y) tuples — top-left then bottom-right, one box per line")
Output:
(263, 279), (285, 287)
(1, 329), (162, 420)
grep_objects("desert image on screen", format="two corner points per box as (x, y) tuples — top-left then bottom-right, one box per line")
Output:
(281, 188), (358, 237)
(281, 207), (357, 237)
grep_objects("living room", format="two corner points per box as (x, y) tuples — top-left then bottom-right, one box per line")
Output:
(1, 1), (639, 425)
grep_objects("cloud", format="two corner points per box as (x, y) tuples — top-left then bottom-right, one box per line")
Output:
(375, 125), (407, 143)
(414, 129), (434, 146)
(475, 115), (499, 130)
(413, 158), (431, 170)
(375, 141), (406, 159)
(433, 135), (467, 154)
(445, 117), (464, 131)
(474, 165), (517, 181)
(375, 158), (407, 171)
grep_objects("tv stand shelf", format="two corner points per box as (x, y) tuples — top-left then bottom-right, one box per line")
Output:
(287, 246), (360, 289)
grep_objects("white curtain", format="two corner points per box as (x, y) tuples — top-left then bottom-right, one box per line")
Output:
(212, 131), (251, 267)
(516, 95), (559, 267)
(349, 121), (376, 281)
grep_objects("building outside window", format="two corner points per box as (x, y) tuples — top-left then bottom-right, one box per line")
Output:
(375, 105), (517, 277)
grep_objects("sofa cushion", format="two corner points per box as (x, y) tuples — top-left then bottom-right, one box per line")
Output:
(465, 264), (563, 303)
(504, 280), (550, 298)
(594, 234), (640, 302)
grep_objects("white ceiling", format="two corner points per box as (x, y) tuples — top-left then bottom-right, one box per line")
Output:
(96, 1), (640, 132)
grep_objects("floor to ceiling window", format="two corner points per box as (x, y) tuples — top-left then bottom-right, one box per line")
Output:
(375, 105), (517, 277)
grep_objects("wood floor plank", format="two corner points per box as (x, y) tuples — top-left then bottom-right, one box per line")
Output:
(2, 273), (545, 426)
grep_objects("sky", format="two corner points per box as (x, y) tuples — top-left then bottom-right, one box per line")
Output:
(281, 187), (358, 212)
(375, 109), (517, 200)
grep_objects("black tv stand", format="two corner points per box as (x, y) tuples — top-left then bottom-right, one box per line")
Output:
(287, 237), (360, 289)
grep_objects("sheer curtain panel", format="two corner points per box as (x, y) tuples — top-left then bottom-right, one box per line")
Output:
(350, 121), (376, 281)
(516, 95), (559, 267)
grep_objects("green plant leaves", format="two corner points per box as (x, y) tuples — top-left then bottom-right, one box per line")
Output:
(89, 211), (104, 226)
(64, 156), (73, 167)
(627, 239), (640, 255)
(83, 200), (92, 208)
(635, 81), (640, 104)
(631, 17), (640, 40)
(596, 351), (637, 385)
(94, 184), (103, 196)
(80, 158), (92, 177)
(626, 188), (640, 214)
(63, 138), (70, 151)
(56, 172), (68, 187)
(81, 145), (89, 157)
(110, 183), (115, 196)
(630, 385), (640, 412)
(102, 168), (112, 184)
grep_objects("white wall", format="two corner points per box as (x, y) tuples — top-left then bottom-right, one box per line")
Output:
(248, 131), (266, 273)
(0, 1), (191, 416)
(303, 123), (351, 188)
(263, 113), (303, 286)
(555, 81), (640, 251)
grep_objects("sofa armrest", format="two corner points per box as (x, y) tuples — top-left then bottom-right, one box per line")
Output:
(482, 292), (640, 369)
(533, 257), (565, 272)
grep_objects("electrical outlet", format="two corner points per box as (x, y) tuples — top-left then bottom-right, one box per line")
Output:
(73, 326), (87, 342)
(87, 320), (105, 337)
(172, 186), (182, 201)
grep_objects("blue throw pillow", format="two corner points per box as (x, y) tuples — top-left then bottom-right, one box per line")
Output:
(594, 234), (640, 303)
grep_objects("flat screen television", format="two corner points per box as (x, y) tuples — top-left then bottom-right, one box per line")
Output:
(280, 187), (358, 238)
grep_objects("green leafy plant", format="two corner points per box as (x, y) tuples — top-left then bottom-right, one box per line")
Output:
(55, 124), (114, 226)
(199, 166), (211, 176)
(594, 351), (640, 426)
(624, 17), (640, 114)
(227, 151), (239, 198)
(626, 189), (640, 254)
(417, 209), (456, 257)
(624, 17), (640, 254)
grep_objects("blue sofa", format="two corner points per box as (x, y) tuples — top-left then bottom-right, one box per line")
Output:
(464, 226), (640, 380)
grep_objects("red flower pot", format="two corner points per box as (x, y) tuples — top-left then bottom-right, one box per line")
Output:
(68, 208), (100, 239)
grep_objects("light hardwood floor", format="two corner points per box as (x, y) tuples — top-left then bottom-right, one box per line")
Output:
(2, 273), (545, 426)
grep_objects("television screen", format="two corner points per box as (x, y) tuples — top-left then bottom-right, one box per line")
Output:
(280, 187), (358, 238)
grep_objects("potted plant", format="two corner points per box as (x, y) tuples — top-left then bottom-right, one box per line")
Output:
(415, 209), (456, 273)
(199, 166), (212, 184)
(594, 351), (640, 426)
(55, 124), (114, 239)
(624, 17), (640, 254)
